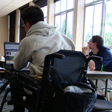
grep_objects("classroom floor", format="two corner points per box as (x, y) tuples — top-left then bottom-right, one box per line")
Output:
(0, 81), (13, 112)
(0, 80), (112, 112)
(0, 80), (29, 112)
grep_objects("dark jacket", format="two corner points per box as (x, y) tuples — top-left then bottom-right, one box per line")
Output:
(89, 46), (112, 72)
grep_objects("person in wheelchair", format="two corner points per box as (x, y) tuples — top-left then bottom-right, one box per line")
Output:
(14, 5), (75, 79)
(12, 5), (75, 112)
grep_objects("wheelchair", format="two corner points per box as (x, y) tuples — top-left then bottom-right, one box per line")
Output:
(0, 50), (111, 112)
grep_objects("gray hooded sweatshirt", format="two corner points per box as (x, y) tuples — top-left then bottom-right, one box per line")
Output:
(14, 21), (75, 78)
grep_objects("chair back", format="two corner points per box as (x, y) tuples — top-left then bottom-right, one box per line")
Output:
(39, 50), (88, 112)
(49, 50), (86, 89)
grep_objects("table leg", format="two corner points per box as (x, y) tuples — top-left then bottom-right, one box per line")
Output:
(95, 79), (98, 91)
(105, 79), (108, 97)
(89, 79), (97, 90)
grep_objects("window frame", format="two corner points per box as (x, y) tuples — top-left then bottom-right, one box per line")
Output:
(54, 0), (75, 39)
(41, 6), (48, 23)
(84, 0), (112, 50)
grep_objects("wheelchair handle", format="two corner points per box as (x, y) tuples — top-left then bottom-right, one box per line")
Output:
(85, 56), (103, 69)
(46, 53), (65, 61)
(51, 53), (65, 59)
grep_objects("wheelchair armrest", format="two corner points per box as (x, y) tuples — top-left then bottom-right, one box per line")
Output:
(51, 53), (65, 59)
(87, 56), (103, 62)
(85, 56), (103, 68)
(45, 53), (65, 61)
(18, 73), (40, 88)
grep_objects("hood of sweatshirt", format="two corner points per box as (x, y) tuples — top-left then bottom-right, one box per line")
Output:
(26, 21), (56, 37)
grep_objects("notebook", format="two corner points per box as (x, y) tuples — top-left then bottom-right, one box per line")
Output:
(4, 42), (29, 72)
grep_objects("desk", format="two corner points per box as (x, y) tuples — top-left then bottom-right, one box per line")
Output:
(87, 71), (112, 79)
(87, 71), (112, 97)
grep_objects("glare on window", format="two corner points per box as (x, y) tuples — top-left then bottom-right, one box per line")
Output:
(44, 6), (47, 17)
(41, 6), (47, 17)
(93, 4), (102, 36)
(67, 11), (73, 39)
(55, 0), (74, 40)
(44, 18), (47, 23)
(105, 0), (112, 46)
(61, 14), (66, 35)
(67, 0), (74, 10)
(55, 1), (60, 14)
(85, 0), (93, 4)
(61, 0), (66, 12)
(84, 6), (94, 46)
(55, 15), (61, 32)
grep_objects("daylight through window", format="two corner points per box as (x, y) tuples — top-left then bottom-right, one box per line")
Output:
(54, 0), (74, 40)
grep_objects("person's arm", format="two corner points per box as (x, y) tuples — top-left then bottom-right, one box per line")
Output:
(82, 46), (95, 70)
(14, 40), (30, 71)
(82, 46), (90, 56)
(14, 51), (28, 70)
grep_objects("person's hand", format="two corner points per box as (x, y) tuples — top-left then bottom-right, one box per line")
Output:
(82, 46), (90, 55)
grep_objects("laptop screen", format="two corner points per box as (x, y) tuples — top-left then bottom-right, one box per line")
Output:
(4, 42), (19, 66)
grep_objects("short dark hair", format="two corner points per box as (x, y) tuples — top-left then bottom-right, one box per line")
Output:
(21, 5), (44, 25)
(92, 35), (103, 49)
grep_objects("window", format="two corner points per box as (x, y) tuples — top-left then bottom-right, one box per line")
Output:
(84, 0), (112, 51)
(85, 0), (93, 4)
(105, 0), (112, 47)
(85, 0), (99, 4)
(55, 0), (74, 39)
(41, 6), (47, 23)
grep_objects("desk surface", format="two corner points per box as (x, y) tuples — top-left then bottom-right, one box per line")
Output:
(87, 70), (112, 79)
(0, 68), (30, 79)
(1, 69), (112, 79)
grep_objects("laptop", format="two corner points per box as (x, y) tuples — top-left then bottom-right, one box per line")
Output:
(4, 42), (29, 72)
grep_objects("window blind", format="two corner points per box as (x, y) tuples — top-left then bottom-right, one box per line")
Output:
(54, 0), (60, 3)
(34, 0), (47, 7)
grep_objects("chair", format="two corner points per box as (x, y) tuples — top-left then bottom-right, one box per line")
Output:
(98, 87), (112, 101)
(0, 50), (110, 112)
(97, 79), (112, 101)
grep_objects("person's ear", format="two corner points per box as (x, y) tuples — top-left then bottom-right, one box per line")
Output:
(94, 42), (97, 47)
(26, 22), (31, 28)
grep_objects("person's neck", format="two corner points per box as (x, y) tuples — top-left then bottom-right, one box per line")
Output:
(92, 48), (99, 55)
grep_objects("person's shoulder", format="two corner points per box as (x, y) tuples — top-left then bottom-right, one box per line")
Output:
(21, 35), (36, 42)
(19, 36), (32, 48)
(20, 36), (29, 44)
(100, 46), (111, 52)
(99, 46), (112, 57)
(61, 34), (75, 49)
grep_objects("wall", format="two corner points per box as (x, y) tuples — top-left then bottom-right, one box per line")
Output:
(0, 15), (8, 56)
(73, 0), (84, 51)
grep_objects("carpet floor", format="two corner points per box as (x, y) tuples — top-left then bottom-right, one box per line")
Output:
(0, 80), (29, 112)
(0, 81), (13, 112)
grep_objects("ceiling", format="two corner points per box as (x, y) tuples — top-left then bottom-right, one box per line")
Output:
(0, 0), (32, 18)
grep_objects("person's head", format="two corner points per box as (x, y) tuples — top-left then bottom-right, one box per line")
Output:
(21, 5), (44, 32)
(88, 35), (103, 50)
